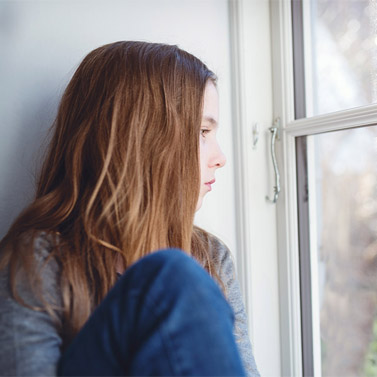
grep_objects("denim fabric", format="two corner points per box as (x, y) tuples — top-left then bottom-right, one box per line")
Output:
(58, 249), (246, 376)
(0, 233), (260, 376)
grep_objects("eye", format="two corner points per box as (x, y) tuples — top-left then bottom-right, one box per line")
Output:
(200, 128), (211, 137)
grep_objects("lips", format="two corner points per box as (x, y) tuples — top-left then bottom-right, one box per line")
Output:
(205, 179), (215, 191)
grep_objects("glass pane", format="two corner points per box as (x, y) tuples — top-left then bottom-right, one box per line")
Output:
(308, 125), (377, 376)
(307, 0), (377, 116)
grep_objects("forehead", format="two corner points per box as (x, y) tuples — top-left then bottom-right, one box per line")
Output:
(202, 82), (219, 123)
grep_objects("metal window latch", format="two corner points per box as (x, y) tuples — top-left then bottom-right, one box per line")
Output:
(266, 118), (281, 204)
(252, 123), (259, 149)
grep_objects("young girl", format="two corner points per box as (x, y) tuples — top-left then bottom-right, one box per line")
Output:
(0, 41), (259, 376)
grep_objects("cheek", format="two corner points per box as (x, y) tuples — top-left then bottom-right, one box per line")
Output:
(199, 141), (207, 174)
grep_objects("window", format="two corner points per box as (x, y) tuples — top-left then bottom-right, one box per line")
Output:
(271, 0), (377, 376)
(307, 0), (377, 116)
(308, 126), (377, 377)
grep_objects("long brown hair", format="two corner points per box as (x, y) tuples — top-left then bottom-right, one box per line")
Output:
(0, 41), (219, 342)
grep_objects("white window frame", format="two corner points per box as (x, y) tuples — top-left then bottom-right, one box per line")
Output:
(228, 0), (281, 375)
(271, 0), (377, 376)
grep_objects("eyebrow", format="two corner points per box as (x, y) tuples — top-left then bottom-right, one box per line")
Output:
(202, 116), (219, 128)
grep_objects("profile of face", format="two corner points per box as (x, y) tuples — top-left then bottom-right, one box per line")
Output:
(196, 81), (226, 211)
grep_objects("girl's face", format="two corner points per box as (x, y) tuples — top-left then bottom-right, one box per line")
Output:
(196, 81), (226, 211)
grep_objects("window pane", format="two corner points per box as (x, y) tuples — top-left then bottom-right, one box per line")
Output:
(308, 125), (377, 376)
(308, 0), (377, 116)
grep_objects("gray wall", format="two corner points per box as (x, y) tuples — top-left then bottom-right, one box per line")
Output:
(0, 0), (236, 253)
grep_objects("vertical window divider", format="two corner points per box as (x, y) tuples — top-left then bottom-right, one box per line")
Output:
(306, 136), (322, 377)
(291, 0), (316, 374)
(270, 0), (304, 376)
(292, 0), (307, 120)
(296, 135), (314, 377)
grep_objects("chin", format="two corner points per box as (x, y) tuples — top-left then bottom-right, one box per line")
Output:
(195, 197), (204, 212)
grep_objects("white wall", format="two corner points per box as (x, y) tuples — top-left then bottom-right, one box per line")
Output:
(0, 0), (236, 256)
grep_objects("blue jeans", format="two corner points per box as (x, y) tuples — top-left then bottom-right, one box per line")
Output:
(58, 249), (246, 376)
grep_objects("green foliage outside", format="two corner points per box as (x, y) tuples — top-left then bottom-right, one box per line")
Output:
(363, 315), (377, 377)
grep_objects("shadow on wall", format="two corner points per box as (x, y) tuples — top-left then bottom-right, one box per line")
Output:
(0, 86), (59, 239)
(0, 3), (71, 239)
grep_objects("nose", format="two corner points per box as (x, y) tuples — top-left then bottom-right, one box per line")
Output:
(210, 143), (226, 169)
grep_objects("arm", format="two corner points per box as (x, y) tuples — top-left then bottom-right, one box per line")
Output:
(0, 234), (63, 376)
(210, 236), (260, 377)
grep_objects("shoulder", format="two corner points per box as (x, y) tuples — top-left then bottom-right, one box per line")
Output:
(0, 231), (63, 375)
(206, 232), (231, 259)
(31, 231), (60, 273)
(20, 230), (57, 256)
(205, 232), (236, 285)
(1, 229), (57, 260)
(0, 230), (61, 305)
(202, 232), (261, 377)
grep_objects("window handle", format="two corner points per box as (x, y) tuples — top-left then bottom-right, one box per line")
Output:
(266, 119), (281, 204)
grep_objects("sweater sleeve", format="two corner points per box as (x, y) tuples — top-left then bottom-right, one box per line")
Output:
(0, 233), (63, 376)
(210, 236), (260, 377)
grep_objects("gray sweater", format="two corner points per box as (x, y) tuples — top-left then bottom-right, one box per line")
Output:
(0, 233), (260, 376)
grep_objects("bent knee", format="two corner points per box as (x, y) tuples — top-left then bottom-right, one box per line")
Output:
(112, 248), (233, 324)
(125, 248), (219, 295)
(136, 248), (206, 282)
